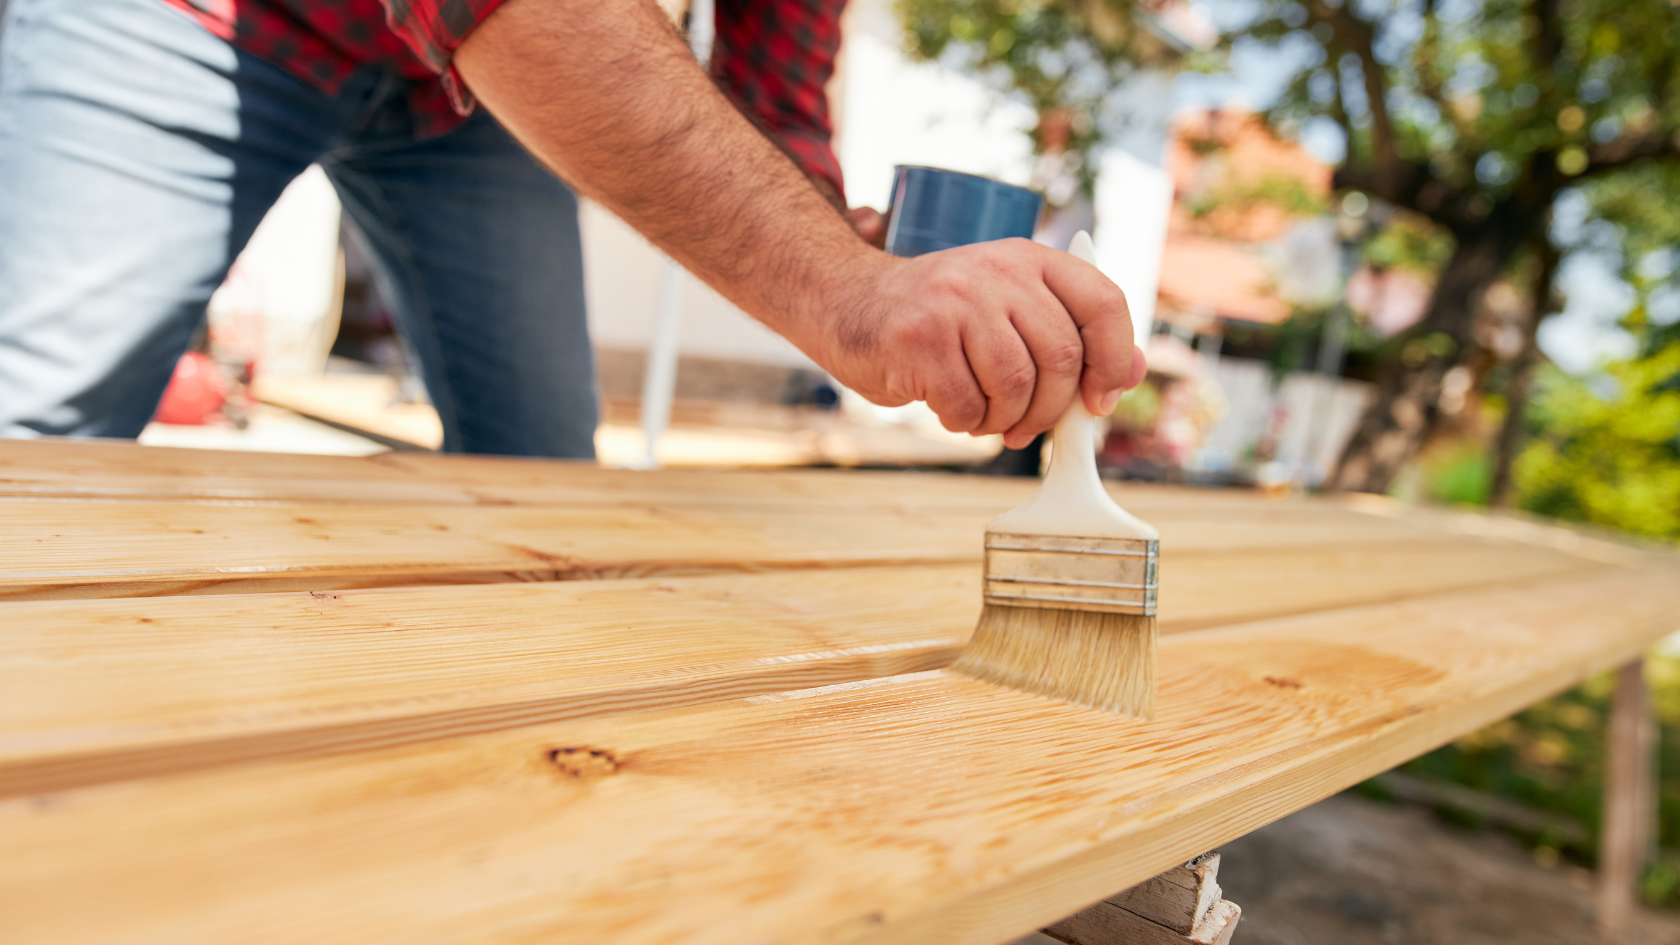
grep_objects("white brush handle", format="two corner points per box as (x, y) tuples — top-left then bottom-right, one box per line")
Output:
(986, 232), (1158, 541)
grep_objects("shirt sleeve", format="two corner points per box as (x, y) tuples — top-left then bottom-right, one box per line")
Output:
(380, 0), (510, 114)
(712, 0), (849, 203)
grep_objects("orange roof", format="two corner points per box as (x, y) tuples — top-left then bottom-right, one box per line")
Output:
(1166, 109), (1332, 243)
(1156, 234), (1291, 326)
(1151, 109), (1329, 326)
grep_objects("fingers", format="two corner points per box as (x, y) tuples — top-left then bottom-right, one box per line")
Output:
(1037, 246), (1136, 414)
(893, 309), (988, 434)
(1124, 343), (1148, 390)
(841, 240), (1142, 443)
(959, 316), (1038, 438)
(920, 350), (988, 435)
(998, 287), (1085, 448)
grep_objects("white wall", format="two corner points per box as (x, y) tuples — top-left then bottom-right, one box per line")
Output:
(213, 165), (343, 377)
(1197, 357), (1372, 483)
(834, 0), (1038, 209)
(1093, 150), (1173, 347)
(579, 201), (817, 368)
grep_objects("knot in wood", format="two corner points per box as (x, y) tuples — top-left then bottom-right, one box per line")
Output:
(548, 747), (620, 779)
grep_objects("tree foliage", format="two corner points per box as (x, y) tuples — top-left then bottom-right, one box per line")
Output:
(1249, 0), (1680, 220)
(1506, 158), (1680, 540)
(1230, 0), (1680, 492)
(1515, 347), (1680, 540)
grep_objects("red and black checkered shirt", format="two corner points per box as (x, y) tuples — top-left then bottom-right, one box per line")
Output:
(160, 0), (848, 199)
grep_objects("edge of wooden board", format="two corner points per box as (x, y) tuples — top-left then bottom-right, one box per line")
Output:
(5, 569), (1677, 945)
(2, 541), (1621, 794)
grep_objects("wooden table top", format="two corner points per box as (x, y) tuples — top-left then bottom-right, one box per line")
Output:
(3, 438), (1676, 945)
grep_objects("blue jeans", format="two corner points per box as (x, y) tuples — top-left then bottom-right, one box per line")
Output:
(0, 0), (598, 457)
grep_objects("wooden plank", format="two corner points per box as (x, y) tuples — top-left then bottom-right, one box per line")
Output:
(251, 375), (445, 451)
(0, 498), (978, 600)
(0, 438), (1403, 516)
(1104, 853), (1221, 934)
(1597, 658), (1657, 942)
(1335, 491), (1661, 569)
(4, 491), (1559, 601)
(0, 437), (1032, 509)
(1044, 898), (1239, 945)
(0, 439), (477, 505)
(1149, 539), (1603, 633)
(0, 567), (975, 795)
(3, 440), (1668, 575)
(1042, 851), (1242, 945)
(0, 540), (1606, 794)
(4, 568), (1676, 945)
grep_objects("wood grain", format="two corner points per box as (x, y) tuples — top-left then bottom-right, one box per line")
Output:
(0, 438), (476, 504)
(1103, 853), (1221, 933)
(0, 537), (1603, 794)
(0, 438), (1410, 515)
(3, 440), (1664, 573)
(5, 490), (1529, 601)
(0, 498), (977, 600)
(4, 569), (1677, 945)
(0, 567), (975, 794)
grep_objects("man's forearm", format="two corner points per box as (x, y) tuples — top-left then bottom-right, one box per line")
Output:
(454, 0), (1143, 447)
(454, 0), (865, 356)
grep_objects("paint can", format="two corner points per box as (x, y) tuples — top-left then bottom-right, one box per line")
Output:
(884, 166), (1044, 258)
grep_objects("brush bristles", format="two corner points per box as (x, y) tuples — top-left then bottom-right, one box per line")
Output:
(951, 604), (1156, 718)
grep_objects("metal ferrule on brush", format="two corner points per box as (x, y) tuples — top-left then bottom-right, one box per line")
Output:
(984, 533), (1159, 616)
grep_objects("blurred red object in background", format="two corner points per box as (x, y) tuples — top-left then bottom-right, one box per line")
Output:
(152, 351), (227, 425)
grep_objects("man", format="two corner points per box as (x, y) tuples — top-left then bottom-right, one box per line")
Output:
(0, 0), (1144, 457)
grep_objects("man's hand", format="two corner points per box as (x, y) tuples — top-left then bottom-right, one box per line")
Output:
(814, 240), (1143, 448)
(454, 0), (1144, 447)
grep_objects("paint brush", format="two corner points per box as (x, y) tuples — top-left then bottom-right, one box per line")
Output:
(951, 231), (1159, 718)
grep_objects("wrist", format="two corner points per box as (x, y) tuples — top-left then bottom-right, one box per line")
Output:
(776, 240), (901, 366)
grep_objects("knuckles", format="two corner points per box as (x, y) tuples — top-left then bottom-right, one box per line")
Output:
(986, 358), (1037, 403)
(1035, 338), (1086, 378)
(936, 389), (986, 433)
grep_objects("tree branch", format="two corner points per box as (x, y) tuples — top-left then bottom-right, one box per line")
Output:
(1528, 0), (1563, 92)
(1307, 0), (1400, 194)
(1333, 159), (1477, 232)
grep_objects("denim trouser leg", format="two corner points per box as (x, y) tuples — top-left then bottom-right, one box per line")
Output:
(0, 0), (597, 457)
(0, 0), (319, 437)
(324, 112), (599, 458)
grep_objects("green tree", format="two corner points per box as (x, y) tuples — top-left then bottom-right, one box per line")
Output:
(1233, 0), (1680, 493)
(1515, 347), (1680, 540)
(1506, 160), (1680, 531)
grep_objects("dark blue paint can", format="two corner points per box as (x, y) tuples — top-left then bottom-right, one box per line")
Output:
(884, 166), (1044, 258)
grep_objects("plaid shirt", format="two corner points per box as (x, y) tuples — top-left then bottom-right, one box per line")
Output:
(160, 0), (848, 199)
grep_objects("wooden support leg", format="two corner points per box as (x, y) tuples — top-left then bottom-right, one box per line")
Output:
(1597, 658), (1657, 942)
(1036, 852), (1242, 945)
